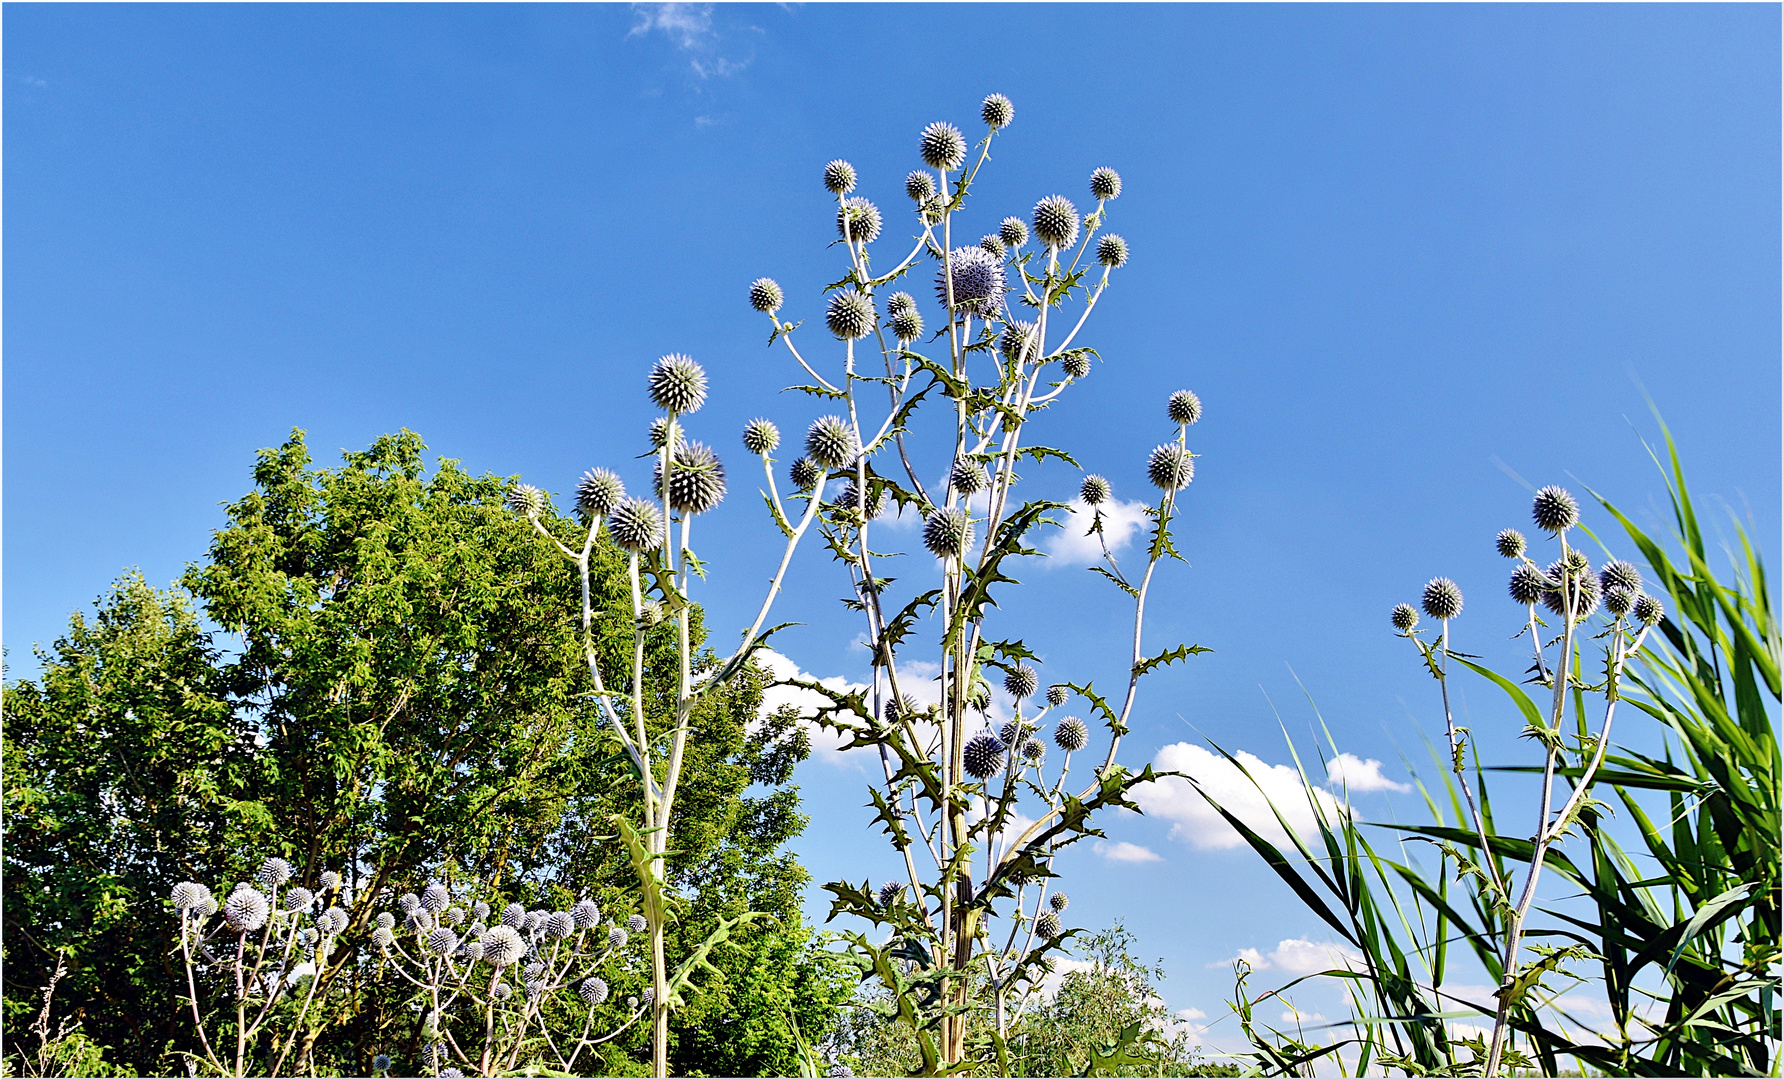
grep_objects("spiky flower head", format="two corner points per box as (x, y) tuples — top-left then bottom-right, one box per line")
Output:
(1000, 719), (1026, 746)
(1532, 485), (1579, 534)
(891, 308), (924, 342)
(607, 499), (665, 553)
(377, 911), (396, 930)
(492, 981), (512, 1001)
(172, 882), (208, 910)
(963, 731), (1007, 780)
(1021, 736), (1046, 760)
(837, 197), (882, 244)
(400, 892), (422, 914)
(469, 900), (489, 921)
(950, 458), (989, 496)
(648, 354), (707, 415)
(1390, 603), (1419, 632)
(627, 996), (639, 1010)
(977, 235), (1009, 263)
(1035, 912), (1063, 938)
(936, 246), (1006, 314)
(480, 925), (526, 967)
(323, 907), (349, 934)
(823, 159), (856, 195)
(1604, 586), (1635, 618)
(1062, 351), (1092, 378)
(1054, 716), (1089, 752)
(320, 870), (342, 891)
(741, 418), (780, 458)
(420, 883), (450, 913)
(1000, 320), (1039, 361)
(1541, 560), (1601, 620)
(789, 457), (823, 491)
(224, 887), (271, 933)
(406, 910), (434, 934)
(654, 441), (728, 515)
(1633, 594), (1664, 626)
(524, 962), (546, 980)
(883, 695), (919, 724)
(572, 900), (600, 929)
(258, 857), (293, 889)
(427, 928), (459, 955)
(463, 939), (485, 961)
(576, 468), (625, 520)
(542, 911), (572, 939)
(284, 887), (315, 913)
(1488, 529), (1526, 561)
(579, 976), (610, 1005)
(1600, 560), (1642, 594)
(905, 170), (936, 203)
(372, 925), (395, 949)
(886, 291), (916, 316)
(1096, 233), (1129, 268)
(749, 277), (784, 313)
(1167, 389), (1202, 426)
(627, 914), (648, 932)
(197, 895), (218, 917)
(920, 121), (967, 170)
(1565, 549), (1591, 574)
(1148, 444), (1194, 492)
(373, 1053), (392, 1073)
(981, 93), (1014, 129)
(1422, 578), (1464, 621)
(524, 910), (547, 932)
(805, 416), (857, 470)
(834, 480), (887, 520)
(500, 903), (525, 928)
(1076, 474), (1113, 507)
(508, 484), (546, 518)
(826, 290), (876, 340)
(878, 881), (903, 906)
(649, 417), (683, 452)
(1049, 892), (1070, 912)
(1032, 195), (1080, 250)
(923, 507), (974, 559)
(1004, 664), (1039, 700)
(607, 927), (629, 948)
(999, 217), (1029, 248)
(1506, 564), (1544, 606)
(1089, 167), (1123, 201)
(1047, 684), (1069, 707)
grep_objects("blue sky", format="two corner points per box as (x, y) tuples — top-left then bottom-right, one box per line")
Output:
(7, 2), (1778, 1059)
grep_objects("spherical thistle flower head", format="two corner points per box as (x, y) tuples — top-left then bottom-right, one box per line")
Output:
(823, 159), (857, 195)
(1490, 529), (1527, 560)
(224, 887), (271, 933)
(1004, 664), (1039, 700)
(834, 480), (887, 521)
(921, 121), (967, 171)
(198, 896), (219, 918)
(572, 899), (601, 929)
(1095, 233), (1129, 269)
(1049, 892), (1070, 913)
(1035, 912), (1063, 939)
(1509, 564), (1545, 606)
(524, 910), (547, 932)
(508, 484), (546, 518)
(608, 927), (629, 948)
(999, 720), (1025, 747)
(1021, 736), (1046, 761)
(1605, 586), (1635, 618)
(890, 308), (924, 342)
(1600, 559), (1643, 594)
(1062, 352), (1092, 379)
(950, 457), (989, 497)
(607, 498), (665, 553)
(654, 441), (728, 515)
(373, 1053), (392, 1074)
(406, 910), (434, 934)
(1390, 603), (1419, 632)
(427, 928), (459, 955)
(492, 981), (512, 1001)
(999, 217), (1029, 249)
(1032, 195), (1081, 250)
(748, 277), (784, 313)
(1167, 389), (1202, 426)
(470, 899), (490, 921)
(981, 93), (1015, 129)
(1541, 561), (1601, 621)
(648, 353), (708, 415)
(1532, 485), (1580, 534)
(905, 170), (937, 203)
(579, 976), (610, 1006)
(258, 857), (294, 889)
(936, 246), (1007, 315)
(1422, 578), (1464, 622)
(626, 996), (639, 1010)
(480, 924), (526, 967)
(643, 987), (656, 1006)
(627, 914), (648, 932)
(649, 417), (684, 453)
(372, 925), (396, 949)
(1148, 444), (1194, 492)
(837, 197), (883, 245)
(377, 911), (397, 930)
(524, 962), (546, 980)
(577, 468), (626, 520)
(883, 695), (919, 724)
(323, 907), (350, 934)
(886, 291), (916, 317)
(826, 290), (876, 341)
(1054, 716), (1090, 752)
(284, 887), (315, 913)
(1047, 684), (1069, 708)
(923, 506), (975, 559)
(1000, 320), (1039, 362)
(1080, 475), (1111, 506)
(464, 939), (485, 961)
(420, 882), (450, 913)
(805, 415), (858, 470)
(320, 870), (343, 892)
(963, 730), (1007, 780)
(1565, 549), (1591, 575)
(1633, 593), (1665, 626)
(741, 418), (781, 457)
(877, 881), (903, 907)
(1089, 167), (1123, 201)
(172, 882), (208, 910)
(500, 902), (526, 928)
(544, 911), (574, 939)
(789, 456), (823, 491)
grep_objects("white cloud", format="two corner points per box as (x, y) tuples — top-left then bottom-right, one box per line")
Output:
(1133, 743), (1346, 851)
(753, 649), (870, 768)
(1092, 839), (1163, 864)
(1042, 498), (1151, 566)
(1277, 1008), (1329, 1028)
(628, 3), (714, 48)
(1325, 752), (1410, 793)
(1207, 947), (1267, 970)
(1176, 1007), (1208, 1021)
(1205, 938), (1361, 976)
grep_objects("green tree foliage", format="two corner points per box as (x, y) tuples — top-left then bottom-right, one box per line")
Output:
(3, 429), (843, 1076)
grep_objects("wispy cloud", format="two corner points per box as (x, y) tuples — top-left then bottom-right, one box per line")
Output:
(1042, 498), (1151, 566)
(1208, 938), (1363, 977)
(1325, 752), (1410, 793)
(627, 3), (752, 80)
(1092, 839), (1163, 863)
(1133, 743), (1346, 851)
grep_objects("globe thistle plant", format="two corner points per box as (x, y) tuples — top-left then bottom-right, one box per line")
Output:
(1062, 351), (1092, 379)
(923, 507), (974, 559)
(653, 441), (727, 515)
(576, 468), (626, 520)
(1046, 685), (1068, 707)
(1422, 578), (1464, 621)
(749, 277), (784, 313)
(827, 290), (876, 340)
(950, 457), (989, 496)
(981, 92), (1014, 129)
(979, 234), (1008, 259)
(607, 499), (665, 553)
(1032, 195), (1080, 250)
(1096, 234), (1128, 268)
(999, 216), (1029, 249)
(837, 196), (882, 245)
(890, 307), (924, 342)
(806, 415), (858, 470)
(1147, 443), (1194, 491)
(823, 159), (857, 195)
(920, 121), (967, 171)
(1054, 716), (1089, 752)
(1089, 167), (1122, 201)
(935, 246), (1006, 315)
(1080, 475), (1112, 505)
(963, 730), (1006, 780)
(1532, 485), (1580, 534)
(1166, 389), (1202, 426)
(1004, 664), (1039, 700)
(906, 170), (937, 203)
(742, 418), (780, 457)
(1391, 603), (1419, 632)
(1496, 528), (1527, 559)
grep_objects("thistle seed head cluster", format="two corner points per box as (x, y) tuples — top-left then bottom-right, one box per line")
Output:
(1496, 529), (1527, 558)
(878, 881), (903, 907)
(577, 468), (626, 520)
(1000, 320), (1038, 362)
(999, 217), (1029, 249)
(1032, 195), (1080, 250)
(608, 927), (629, 948)
(923, 507), (974, 559)
(172, 882), (212, 911)
(837, 197), (882, 244)
(1050, 892), (1070, 912)
(950, 457), (989, 496)
(742, 418), (780, 456)
(648, 354), (708, 415)
(1605, 587), (1635, 617)
(579, 977), (610, 1005)
(1047, 685), (1069, 707)
(1053, 716), (1089, 752)
(1508, 564), (1545, 605)
(906, 171), (936, 203)
(1080, 475), (1111, 505)
(1148, 444), (1194, 492)
(649, 416), (682, 451)
(1096, 234), (1128, 268)
(1035, 912), (1063, 938)
(889, 296), (924, 342)
(572, 899), (600, 929)
(979, 234), (1007, 259)
(1089, 167), (1122, 201)
(501, 902), (526, 928)
(827, 291), (876, 340)
(1600, 560), (1642, 594)
(420, 882), (450, 913)
(1021, 736), (1046, 761)
(806, 415), (857, 470)
(936, 246), (1006, 314)
(835, 480), (887, 520)
(258, 857), (294, 889)
(627, 914), (647, 932)
(1422, 578), (1464, 621)
(544, 911), (575, 939)
(608, 499), (665, 553)
(981, 93), (1014, 129)
(508, 484), (546, 518)
(963, 730), (1006, 780)
(224, 886), (271, 933)
(790, 457), (823, 491)
(920, 121), (967, 171)
(654, 441), (728, 515)
(749, 277), (784, 313)
(1004, 664), (1039, 700)
(1390, 603), (1419, 631)
(1062, 352), (1092, 378)
(823, 159), (857, 195)
(1167, 389), (1202, 426)
(1541, 559), (1601, 620)
(480, 925), (526, 967)
(1633, 594), (1665, 626)
(284, 887), (315, 912)
(1532, 485), (1579, 534)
